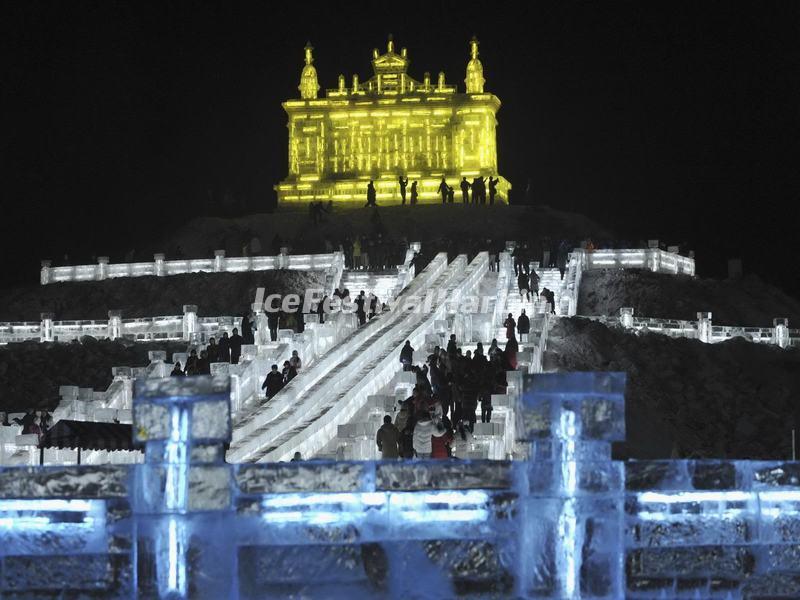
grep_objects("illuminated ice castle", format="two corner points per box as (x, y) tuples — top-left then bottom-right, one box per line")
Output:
(276, 36), (511, 204)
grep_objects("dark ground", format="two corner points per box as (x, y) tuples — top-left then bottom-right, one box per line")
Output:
(0, 270), (323, 322)
(0, 338), (189, 412)
(578, 269), (800, 327)
(545, 317), (800, 461)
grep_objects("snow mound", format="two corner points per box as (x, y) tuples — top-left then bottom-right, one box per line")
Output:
(545, 317), (800, 460)
(0, 339), (188, 412)
(578, 269), (800, 327)
(0, 270), (323, 321)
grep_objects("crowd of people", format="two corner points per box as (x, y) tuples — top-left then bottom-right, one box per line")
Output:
(0, 410), (53, 442)
(376, 333), (518, 460)
(365, 175), (502, 207)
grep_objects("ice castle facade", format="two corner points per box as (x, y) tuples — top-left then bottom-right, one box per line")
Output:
(1, 372), (799, 598)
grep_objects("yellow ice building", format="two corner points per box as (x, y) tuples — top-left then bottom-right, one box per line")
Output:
(276, 36), (510, 204)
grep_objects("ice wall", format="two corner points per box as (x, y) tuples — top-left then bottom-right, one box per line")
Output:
(1, 374), (799, 598)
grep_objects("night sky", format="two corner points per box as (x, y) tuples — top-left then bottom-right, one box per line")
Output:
(4, 1), (800, 294)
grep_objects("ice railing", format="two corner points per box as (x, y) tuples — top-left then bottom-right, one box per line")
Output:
(1, 373), (797, 597)
(582, 309), (799, 348)
(40, 248), (345, 284)
(227, 252), (454, 463)
(557, 247), (695, 318)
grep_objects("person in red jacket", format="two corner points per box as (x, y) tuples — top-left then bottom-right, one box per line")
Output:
(430, 419), (453, 459)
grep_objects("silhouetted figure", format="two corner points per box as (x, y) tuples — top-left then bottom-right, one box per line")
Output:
(282, 360), (298, 384)
(197, 350), (211, 374)
(517, 310), (530, 340)
(262, 364), (284, 398)
(518, 272), (530, 302)
(184, 349), (199, 375)
(400, 340), (414, 371)
(460, 177), (470, 204)
(317, 295), (327, 323)
(369, 294), (378, 320)
(471, 177), (480, 204)
(399, 176), (408, 204)
(437, 177), (448, 204)
(365, 180), (377, 207)
(409, 181), (418, 205)
(355, 291), (366, 325)
(206, 338), (219, 363)
(478, 177), (487, 204)
(171, 362), (185, 377)
(447, 186), (455, 203)
(218, 332), (231, 362)
(488, 176), (498, 204)
(267, 311), (280, 342)
(291, 452), (303, 462)
(376, 415), (401, 459)
(503, 313), (516, 340)
(241, 312), (255, 345)
(229, 328), (243, 364)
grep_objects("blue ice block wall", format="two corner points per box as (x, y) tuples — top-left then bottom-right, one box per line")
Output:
(0, 373), (798, 598)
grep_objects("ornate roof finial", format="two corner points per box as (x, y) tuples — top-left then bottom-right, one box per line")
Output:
(387, 34), (394, 53)
(465, 35), (485, 94)
(469, 35), (479, 60)
(299, 42), (320, 100)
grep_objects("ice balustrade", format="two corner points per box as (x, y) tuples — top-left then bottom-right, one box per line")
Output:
(227, 253), (453, 463)
(584, 309), (800, 348)
(40, 249), (345, 284)
(578, 247), (695, 275)
(3, 372), (796, 596)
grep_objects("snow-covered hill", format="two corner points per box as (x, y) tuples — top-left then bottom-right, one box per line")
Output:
(579, 269), (800, 327)
(545, 317), (800, 460)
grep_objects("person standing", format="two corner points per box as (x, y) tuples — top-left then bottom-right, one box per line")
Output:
(488, 176), (498, 204)
(261, 364), (284, 398)
(241, 311), (255, 345)
(517, 309), (530, 342)
(365, 180), (377, 207)
(399, 176), (408, 204)
(503, 313), (516, 340)
(410, 181), (418, 205)
(376, 415), (401, 459)
(218, 332), (231, 363)
(460, 177), (470, 204)
(518, 271), (531, 302)
(229, 328), (243, 364)
(267, 311), (280, 342)
(437, 176), (448, 204)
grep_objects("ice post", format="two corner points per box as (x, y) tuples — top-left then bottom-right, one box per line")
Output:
(132, 375), (234, 599)
(518, 371), (626, 598)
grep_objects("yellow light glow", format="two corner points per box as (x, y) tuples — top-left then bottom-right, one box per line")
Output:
(277, 37), (510, 204)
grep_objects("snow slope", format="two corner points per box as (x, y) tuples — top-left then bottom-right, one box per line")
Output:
(545, 317), (800, 460)
(0, 270), (323, 321)
(578, 269), (800, 326)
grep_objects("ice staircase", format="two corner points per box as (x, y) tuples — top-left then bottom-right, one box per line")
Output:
(227, 252), (489, 463)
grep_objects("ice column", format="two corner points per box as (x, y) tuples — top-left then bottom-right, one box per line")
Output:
(154, 253), (166, 277)
(40, 259), (52, 284)
(182, 305), (198, 342)
(774, 317), (790, 349)
(214, 250), (225, 272)
(518, 372), (626, 598)
(279, 246), (289, 269)
(97, 256), (109, 280)
(108, 310), (122, 340)
(620, 307), (634, 329)
(697, 311), (712, 343)
(40, 312), (54, 342)
(132, 375), (234, 600)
